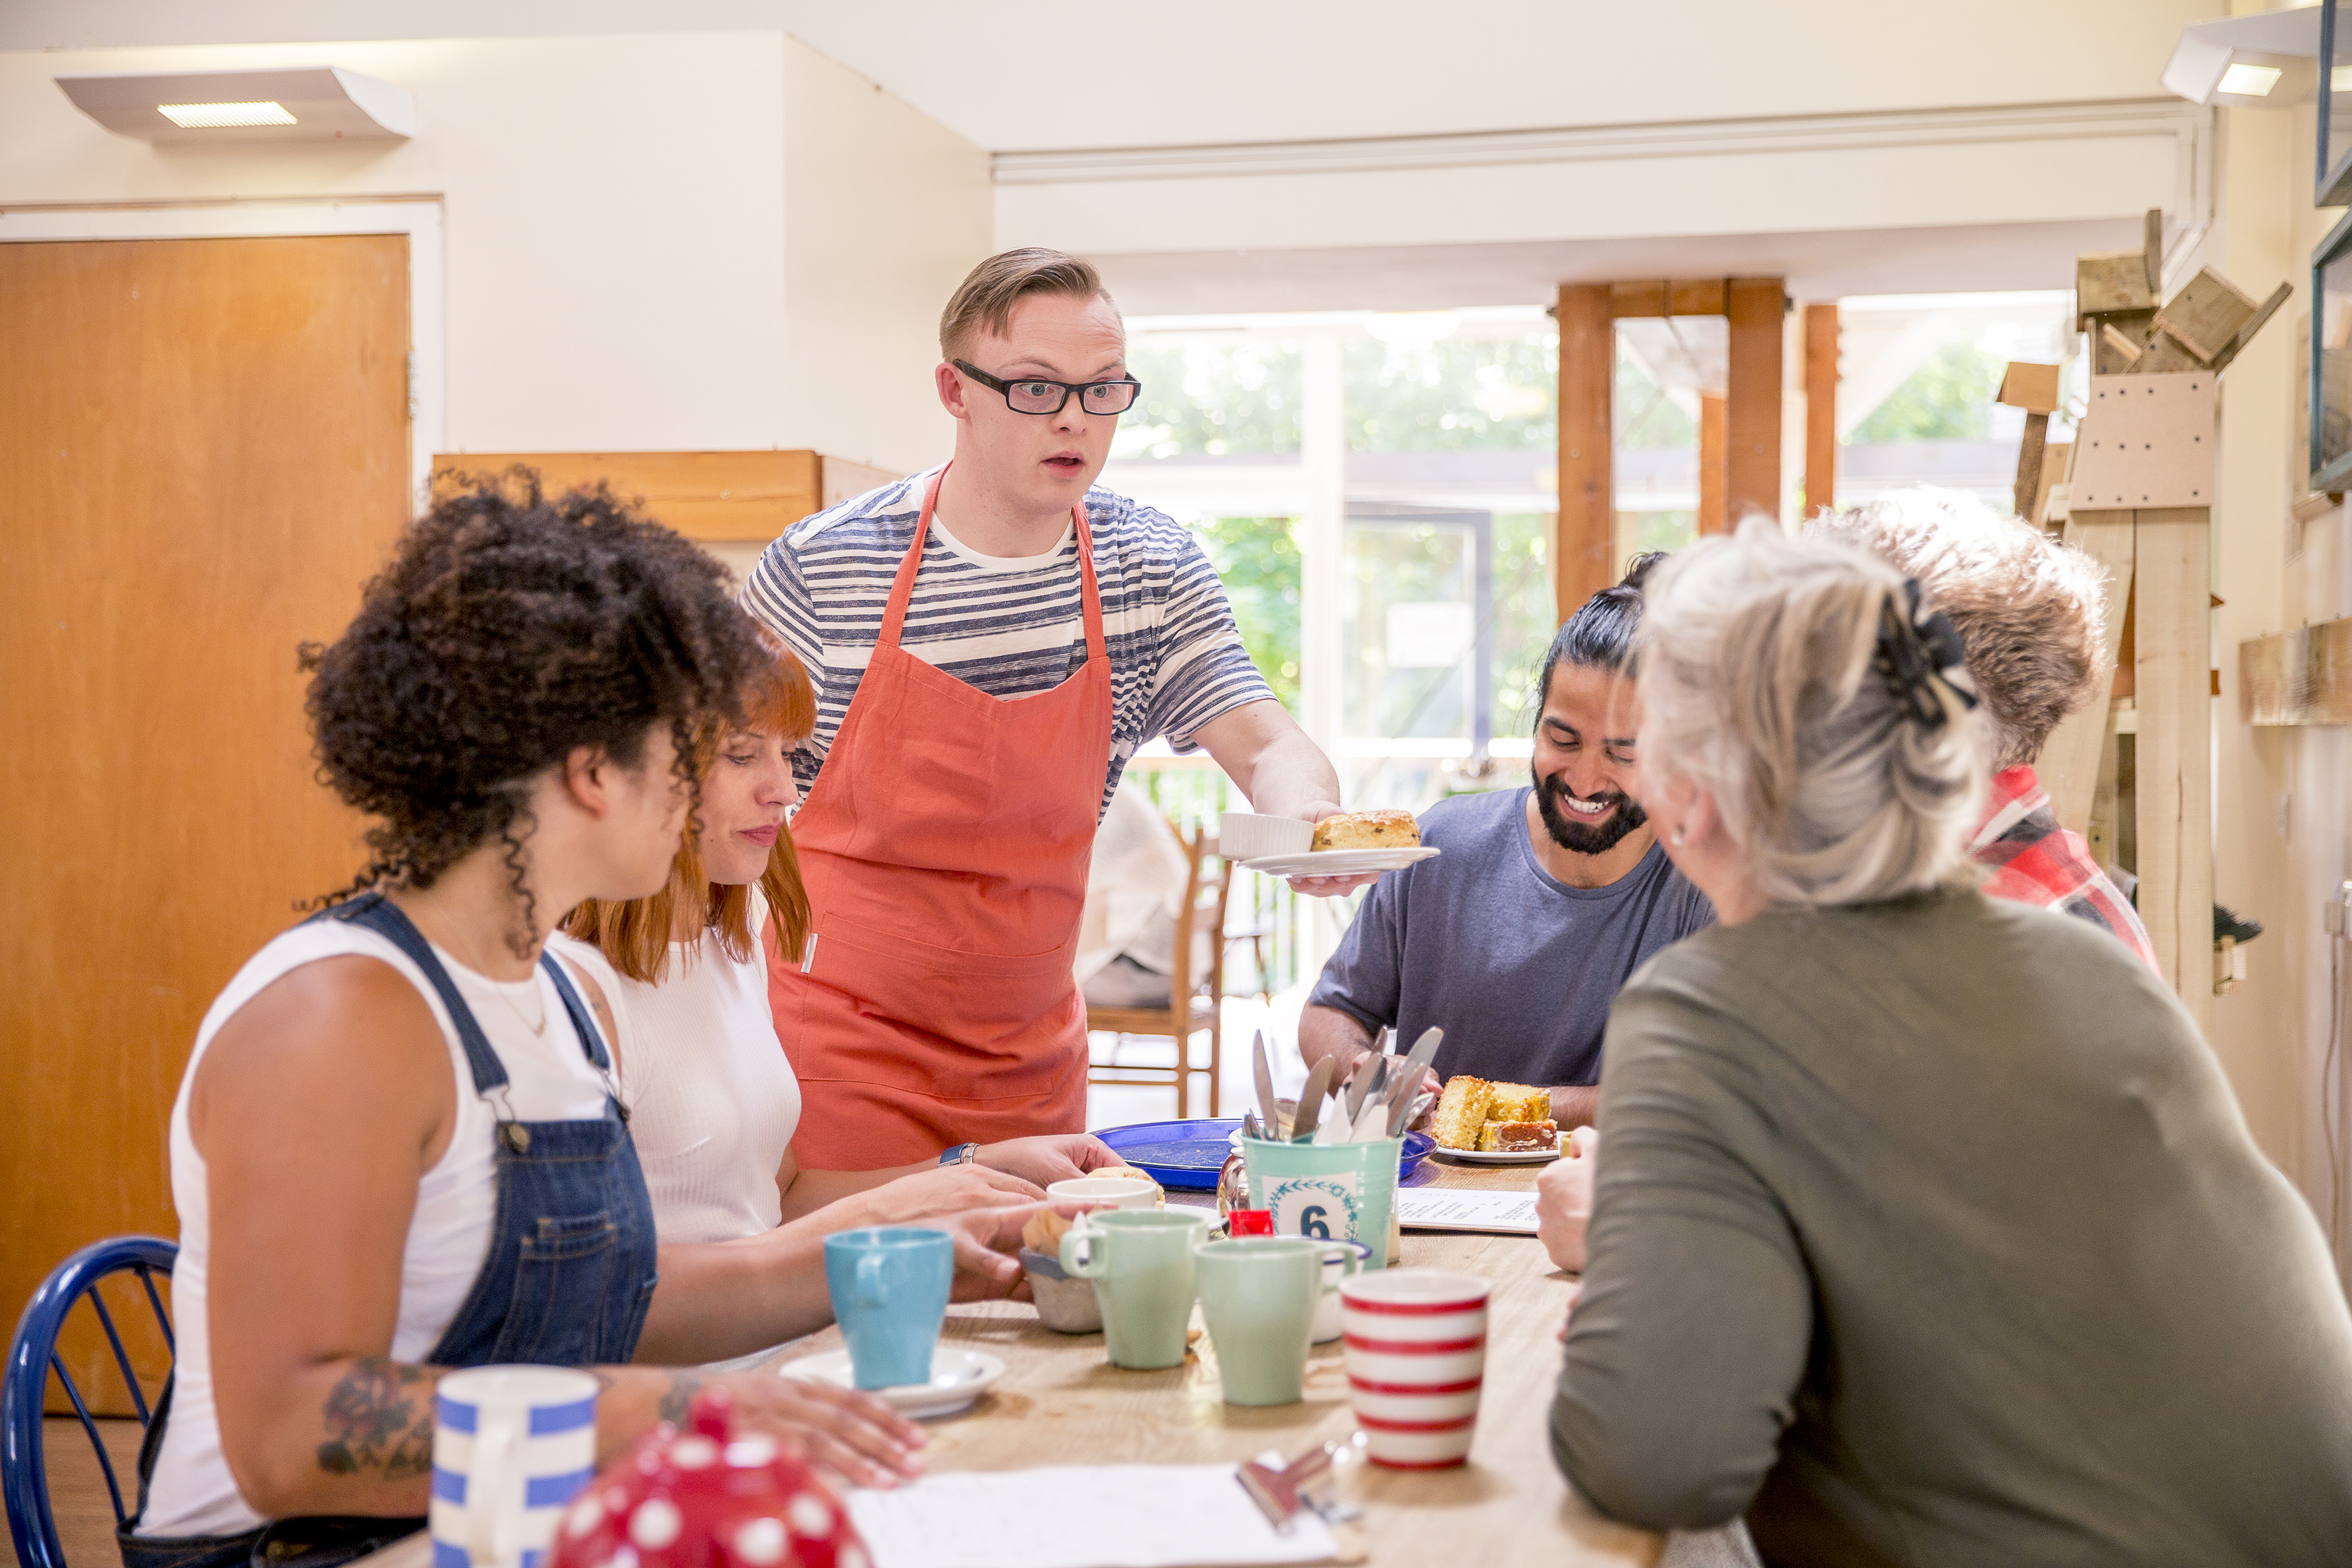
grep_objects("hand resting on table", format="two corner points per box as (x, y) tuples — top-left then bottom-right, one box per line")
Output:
(1535, 1125), (1599, 1275)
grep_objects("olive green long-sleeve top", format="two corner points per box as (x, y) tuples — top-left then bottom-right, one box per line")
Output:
(1553, 888), (2352, 1567)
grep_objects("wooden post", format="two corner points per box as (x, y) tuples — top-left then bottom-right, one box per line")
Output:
(2039, 511), (2136, 836)
(1697, 393), (1727, 536)
(1802, 303), (1838, 518)
(2132, 506), (2214, 1035)
(1555, 283), (1614, 622)
(1725, 278), (1785, 525)
(2013, 412), (2051, 520)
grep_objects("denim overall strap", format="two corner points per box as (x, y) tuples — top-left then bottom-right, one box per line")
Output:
(311, 892), (511, 1094)
(120, 900), (659, 1568)
(538, 949), (613, 1072)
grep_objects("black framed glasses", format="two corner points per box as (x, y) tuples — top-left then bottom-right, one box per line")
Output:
(953, 358), (1141, 416)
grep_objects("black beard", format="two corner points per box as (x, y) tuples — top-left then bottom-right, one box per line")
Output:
(1532, 767), (1648, 855)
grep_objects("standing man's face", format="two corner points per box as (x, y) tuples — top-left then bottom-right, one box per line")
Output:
(1530, 663), (1648, 856)
(937, 291), (1128, 521)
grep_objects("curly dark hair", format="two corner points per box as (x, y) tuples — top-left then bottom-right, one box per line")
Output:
(299, 469), (768, 945)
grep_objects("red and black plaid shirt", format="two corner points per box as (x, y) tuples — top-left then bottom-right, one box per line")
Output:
(1968, 765), (2159, 973)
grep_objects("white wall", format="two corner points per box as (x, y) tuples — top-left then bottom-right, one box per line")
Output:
(781, 42), (987, 473)
(2206, 64), (2351, 1269)
(0, 31), (988, 473)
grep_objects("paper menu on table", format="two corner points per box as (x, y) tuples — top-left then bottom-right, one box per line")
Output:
(1395, 1188), (1539, 1234)
(844, 1465), (1338, 1568)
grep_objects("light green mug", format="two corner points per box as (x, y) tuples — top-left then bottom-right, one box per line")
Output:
(1194, 1237), (1358, 1405)
(1059, 1209), (1212, 1369)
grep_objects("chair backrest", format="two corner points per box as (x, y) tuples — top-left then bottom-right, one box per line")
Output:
(4, 1235), (177, 1568)
(1161, 821), (1234, 1010)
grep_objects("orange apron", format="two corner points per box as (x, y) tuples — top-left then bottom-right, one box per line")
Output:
(771, 465), (1111, 1168)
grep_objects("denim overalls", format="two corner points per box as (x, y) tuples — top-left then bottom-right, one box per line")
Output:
(121, 894), (659, 1568)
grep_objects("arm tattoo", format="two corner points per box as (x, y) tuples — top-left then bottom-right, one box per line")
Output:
(316, 1358), (436, 1480)
(656, 1372), (703, 1426)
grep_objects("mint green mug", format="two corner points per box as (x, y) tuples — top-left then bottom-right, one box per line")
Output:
(1194, 1237), (1357, 1405)
(1059, 1209), (1211, 1369)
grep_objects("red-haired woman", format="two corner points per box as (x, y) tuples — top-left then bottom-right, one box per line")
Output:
(552, 644), (1119, 1318)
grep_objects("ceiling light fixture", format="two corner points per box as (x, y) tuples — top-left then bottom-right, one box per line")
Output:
(157, 101), (297, 129)
(2161, 8), (2318, 109)
(2216, 62), (2284, 99)
(54, 66), (412, 144)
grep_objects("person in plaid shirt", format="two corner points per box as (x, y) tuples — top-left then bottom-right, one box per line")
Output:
(1810, 489), (2158, 972)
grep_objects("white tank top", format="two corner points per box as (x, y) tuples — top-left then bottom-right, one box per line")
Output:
(140, 921), (629, 1539)
(547, 890), (801, 1245)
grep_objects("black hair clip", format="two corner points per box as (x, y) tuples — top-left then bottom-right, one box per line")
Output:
(1873, 578), (1980, 728)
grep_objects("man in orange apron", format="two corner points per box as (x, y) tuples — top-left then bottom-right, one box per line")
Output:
(743, 248), (1370, 1170)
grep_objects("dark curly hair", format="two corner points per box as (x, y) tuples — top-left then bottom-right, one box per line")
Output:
(299, 469), (768, 947)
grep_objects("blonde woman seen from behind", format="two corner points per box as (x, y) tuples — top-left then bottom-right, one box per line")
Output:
(1545, 520), (2352, 1565)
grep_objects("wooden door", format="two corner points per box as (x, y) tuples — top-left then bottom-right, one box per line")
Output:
(0, 234), (410, 1413)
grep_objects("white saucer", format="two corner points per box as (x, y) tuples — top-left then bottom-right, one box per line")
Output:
(1438, 1135), (1565, 1165)
(778, 1348), (1005, 1418)
(1240, 846), (1441, 877)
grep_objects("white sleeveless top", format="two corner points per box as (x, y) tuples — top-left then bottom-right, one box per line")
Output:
(547, 890), (801, 1245)
(141, 921), (629, 1539)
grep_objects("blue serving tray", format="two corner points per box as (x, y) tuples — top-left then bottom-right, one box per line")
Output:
(1094, 1117), (1436, 1191)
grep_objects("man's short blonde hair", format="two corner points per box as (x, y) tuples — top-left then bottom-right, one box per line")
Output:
(1807, 488), (2108, 770)
(1638, 520), (1990, 910)
(939, 248), (1119, 362)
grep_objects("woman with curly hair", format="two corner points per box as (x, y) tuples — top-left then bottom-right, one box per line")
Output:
(548, 642), (1123, 1368)
(128, 477), (1045, 1568)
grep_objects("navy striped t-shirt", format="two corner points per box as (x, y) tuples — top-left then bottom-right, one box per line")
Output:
(740, 469), (1273, 817)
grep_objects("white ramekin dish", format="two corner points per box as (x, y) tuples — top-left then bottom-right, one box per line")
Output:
(1218, 812), (1313, 862)
(1048, 1176), (1162, 1211)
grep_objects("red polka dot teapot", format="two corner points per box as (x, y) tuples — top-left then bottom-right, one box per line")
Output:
(547, 1389), (869, 1568)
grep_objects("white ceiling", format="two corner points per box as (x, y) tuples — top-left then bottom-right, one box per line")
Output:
(3, 0), (2214, 153)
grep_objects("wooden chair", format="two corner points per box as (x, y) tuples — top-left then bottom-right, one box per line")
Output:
(1085, 820), (1233, 1118)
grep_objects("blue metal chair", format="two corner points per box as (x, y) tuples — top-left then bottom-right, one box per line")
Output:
(3, 1237), (177, 1568)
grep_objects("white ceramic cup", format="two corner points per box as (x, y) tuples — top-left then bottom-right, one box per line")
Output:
(430, 1366), (600, 1568)
(1048, 1176), (1162, 1211)
(1339, 1268), (1490, 1469)
(1217, 812), (1313, 862)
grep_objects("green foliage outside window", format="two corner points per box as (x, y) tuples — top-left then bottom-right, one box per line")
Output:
(1119, 339), (1302, 459)
(1193, 515), (1302, 712)
(1846, 339), (2003, 443)
(1342, 335), (1556, 452)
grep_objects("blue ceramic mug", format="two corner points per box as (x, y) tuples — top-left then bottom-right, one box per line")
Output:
(823, 1226), (953, 1389)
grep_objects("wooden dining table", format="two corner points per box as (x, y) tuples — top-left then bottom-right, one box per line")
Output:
(364, 1153), (1664, 1568)
(821, 1152), (1661, 1568)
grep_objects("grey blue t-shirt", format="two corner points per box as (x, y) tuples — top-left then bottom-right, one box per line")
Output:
(1306, 785), (1713, 1087)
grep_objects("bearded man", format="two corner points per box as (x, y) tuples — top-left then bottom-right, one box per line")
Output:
(1299, 555), (1714, 1131)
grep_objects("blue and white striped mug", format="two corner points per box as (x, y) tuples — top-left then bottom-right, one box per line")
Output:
(430, 1366), (599, 1568)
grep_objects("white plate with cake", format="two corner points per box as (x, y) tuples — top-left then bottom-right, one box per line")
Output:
(1429, 1075), (1565, 1164)
(1226, 807), (1441, 876)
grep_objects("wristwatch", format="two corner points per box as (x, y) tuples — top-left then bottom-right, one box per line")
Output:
(939, 1141), (980, 1166)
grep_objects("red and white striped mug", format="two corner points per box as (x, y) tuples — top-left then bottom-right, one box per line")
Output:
(1338, 1268), (1491, 1468)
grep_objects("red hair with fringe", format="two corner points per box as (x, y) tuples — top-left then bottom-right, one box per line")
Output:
(563, 642), (815, 983)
